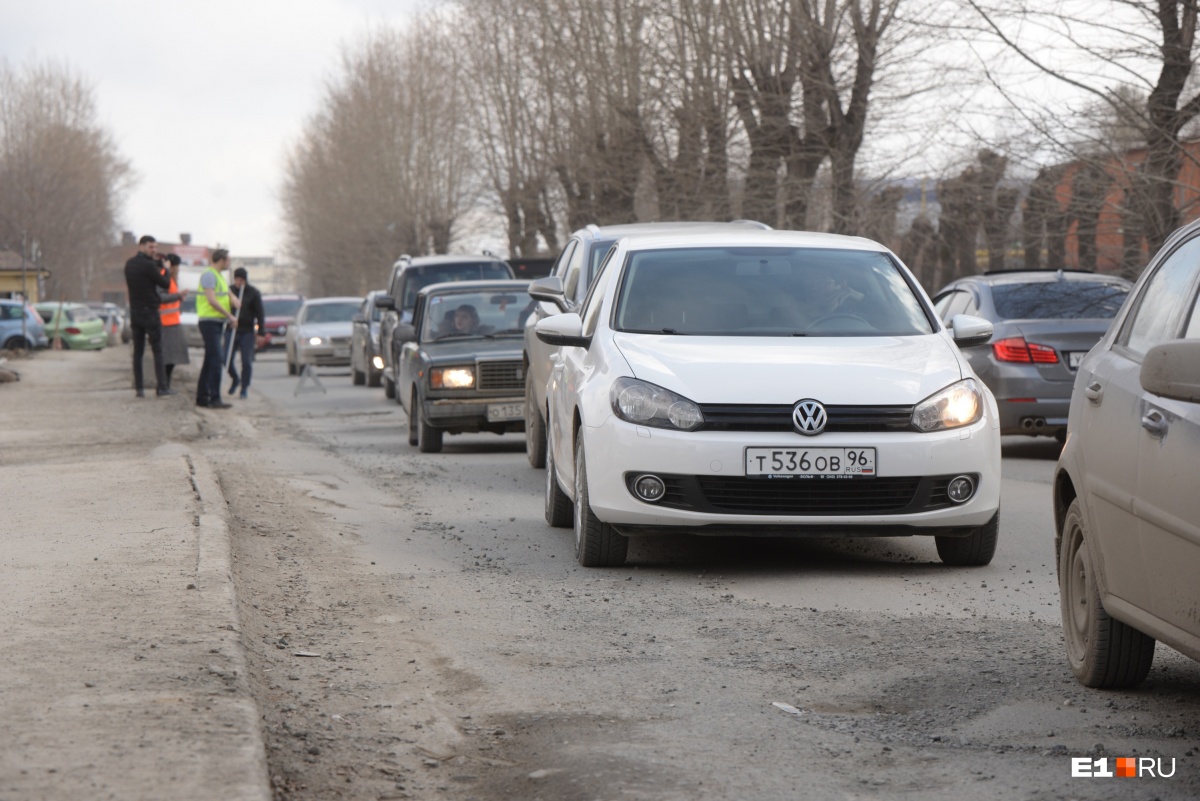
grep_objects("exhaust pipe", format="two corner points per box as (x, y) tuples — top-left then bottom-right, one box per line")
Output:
(1033, 418), (1046, 429)
(1021, 417), (1046, 430)
(1022, 418), (1035, 430)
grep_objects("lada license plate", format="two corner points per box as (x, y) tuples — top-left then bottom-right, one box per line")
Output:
(487, 403), (523, 422)
(745, 447), (876, 478)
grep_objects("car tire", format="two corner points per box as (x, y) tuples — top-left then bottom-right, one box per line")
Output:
(935, 510), (999, 567)
(4, 336), (31, 351)
(367, 369), (382, 388)
(287, 358), (296, 376)
(407, 390), (420, 447)
(573, 428), (628, 567)
(352, 366), (366, 386)
(544, 424), (573, 528)
(525, 370), (546, 469)
(384, 374), (396, 399)
(416, 400), (442, 453)
(1059, 499), (1155, 688)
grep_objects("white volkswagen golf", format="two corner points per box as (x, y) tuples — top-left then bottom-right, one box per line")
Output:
(532, 230), (1002, 567)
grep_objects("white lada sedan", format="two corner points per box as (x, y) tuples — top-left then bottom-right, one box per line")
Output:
(532, 230), (1001, 567)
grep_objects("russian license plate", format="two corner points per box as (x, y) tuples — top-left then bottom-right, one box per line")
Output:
(487, 402), (523, 422)
(333, 347), (350, 358)
(745, 447), (876, 478)
(1067, 351), (1085, 369)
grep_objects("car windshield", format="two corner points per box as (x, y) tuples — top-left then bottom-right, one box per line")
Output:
(264, 298), (303, 318)
(302, 302), (359, 323)
(402, 263), (512, 309)
(180, 296), (197, 313)
(421, 289), (530, 340)
(991, 281), (1129, 319)
(613, 247), (934, 337)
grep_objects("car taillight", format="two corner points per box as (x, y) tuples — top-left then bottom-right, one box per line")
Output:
(992, 336), (1058, 364)
(65, 327), (82, 335)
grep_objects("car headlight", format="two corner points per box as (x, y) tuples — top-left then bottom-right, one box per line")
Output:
(308, 336), (325, 346)
(610, 377), (703, 431)
(431, 366), (475, 389)
(371, 356), (384, 370)
(912, 379), (983, 432)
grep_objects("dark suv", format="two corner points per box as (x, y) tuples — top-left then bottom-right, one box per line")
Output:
(375, 254), (513, 400)
(932, 270), (1132, 439)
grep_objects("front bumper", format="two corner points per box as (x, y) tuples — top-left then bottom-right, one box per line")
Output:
(580, 414), (1000, 535)
(298, 343), (351, 366)
(424, 395), (525, 433)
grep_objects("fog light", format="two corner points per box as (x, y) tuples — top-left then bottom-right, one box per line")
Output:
(632, 474), (666, 503)
(947, 475), (975, 504)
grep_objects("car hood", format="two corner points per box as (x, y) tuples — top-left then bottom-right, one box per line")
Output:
(420, 336), (524, 363)
(612, 333), (965, 405)
(297, 321), (352, 337)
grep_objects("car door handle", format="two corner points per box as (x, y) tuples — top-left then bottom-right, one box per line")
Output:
(1084, 381), (1103, 404)
(1141, 409), (1168, 437)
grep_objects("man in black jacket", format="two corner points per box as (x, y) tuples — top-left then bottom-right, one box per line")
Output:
(124, 235), (176, 398)
(225, 267), (265, 399)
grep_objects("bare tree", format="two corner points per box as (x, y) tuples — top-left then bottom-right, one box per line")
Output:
(281, 22), (475, 294)
(0, 61), (131, 299)
(965, 0), (1200, 274)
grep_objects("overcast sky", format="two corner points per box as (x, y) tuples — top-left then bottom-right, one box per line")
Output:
(0, 0), (425, 256)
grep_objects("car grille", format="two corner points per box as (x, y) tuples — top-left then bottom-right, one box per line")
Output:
(698, 404), (914, 433)
(478, 359), (524, 391)
(629, 473), (976, 516)
(329, 336), (351, 346)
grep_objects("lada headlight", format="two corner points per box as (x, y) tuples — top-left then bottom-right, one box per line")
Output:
(611, 377), (703, 431)
(912, 379), (983, 432)
(431, 366), (475, 389)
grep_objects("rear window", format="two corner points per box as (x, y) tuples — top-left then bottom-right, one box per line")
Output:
(264, 298), (303, 318)
(401, 262), (512, 309)
(991, 281), (1129, 320)
(67, 308), (98, 323)
(614, 247), (933, 337)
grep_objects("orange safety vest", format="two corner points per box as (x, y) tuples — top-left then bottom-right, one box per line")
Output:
(160, 274), (181, 326)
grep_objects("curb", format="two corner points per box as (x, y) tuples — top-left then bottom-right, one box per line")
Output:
(187, 450), (273, 801)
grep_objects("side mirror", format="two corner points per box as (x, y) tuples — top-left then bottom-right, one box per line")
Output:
(528, 275), (571, 313)
(394, 323), (417, 344)
(352, 313), (366, 324)
(950, 314), (993, 348)
(535, 313), (590, 349)
(1141, 340), (1200, 402)
(374, 295), (396, 310)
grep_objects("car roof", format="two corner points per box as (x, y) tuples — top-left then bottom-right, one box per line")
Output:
(572, 220), (772, 243)
(392, 254), (508, 269)
(955, 270), (1132, 287)
(605, 228), (889, 252)
(418, 279), (531, 298)
(301, 296), (362, 305)
(262, 293), (304, 299)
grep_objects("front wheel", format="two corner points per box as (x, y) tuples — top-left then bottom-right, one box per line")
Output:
(287, 358), (297, 376)
(544, 424), (573, 528)
(1059, 499), (1155, 688)
(525, 370), (546, 469)
(406, 390), (419, 446)
(384, 374), (396, 399)
(573, 429), (627, 567)
(416, 400), (443, 453)
(935, 511), (999, 566)
(352, 364), (366, 385)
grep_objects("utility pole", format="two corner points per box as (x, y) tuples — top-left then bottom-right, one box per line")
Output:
(21, 230), (29, 346)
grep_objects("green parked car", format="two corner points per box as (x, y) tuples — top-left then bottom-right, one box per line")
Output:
(34, 303), (108, 350)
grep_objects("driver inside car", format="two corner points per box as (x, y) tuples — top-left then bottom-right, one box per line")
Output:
(438, 304), (491, 338)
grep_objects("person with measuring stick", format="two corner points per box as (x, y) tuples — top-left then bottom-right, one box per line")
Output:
(195, 249), (239, 409)
(223, 267), (264, 400)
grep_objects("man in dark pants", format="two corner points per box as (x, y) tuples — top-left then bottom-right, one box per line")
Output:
(224, 267), (265, 399)
(196, 249), (239, 408)
(123, 235), (176, 398)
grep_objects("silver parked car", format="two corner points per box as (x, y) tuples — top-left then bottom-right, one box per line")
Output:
(932, 270), (1132, 440)
(1053, 220), (1200, 688)
(286, 297), (360, 374)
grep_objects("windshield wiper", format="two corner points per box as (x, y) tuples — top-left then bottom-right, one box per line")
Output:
(659, 327), (678, 334)
(483, 328), (525, 337)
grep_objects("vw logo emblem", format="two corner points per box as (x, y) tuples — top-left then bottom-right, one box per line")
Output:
(792, 399), (827, 436)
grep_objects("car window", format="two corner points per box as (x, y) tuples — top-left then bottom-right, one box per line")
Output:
(0, 304), (21, 320)
(991, 281), (1129, 319)
(613, 247), (934, 337)
(552, 241), (577, 280)
(36, 308), (53, 323)
(581, 248), (619, 337)
(67, 308), (98, 323)
(422, 289), (528, 340)
(563, 242), (586, 303)
(586, 239), (617, 288)
(264, 298), (303, 318)
(1121, 236), (1200, 356)
(936, 291), (970, 322)
(303, 302), (360, 323)
(1183, 287), (1200, 339)
(400, 262), (512, 310)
